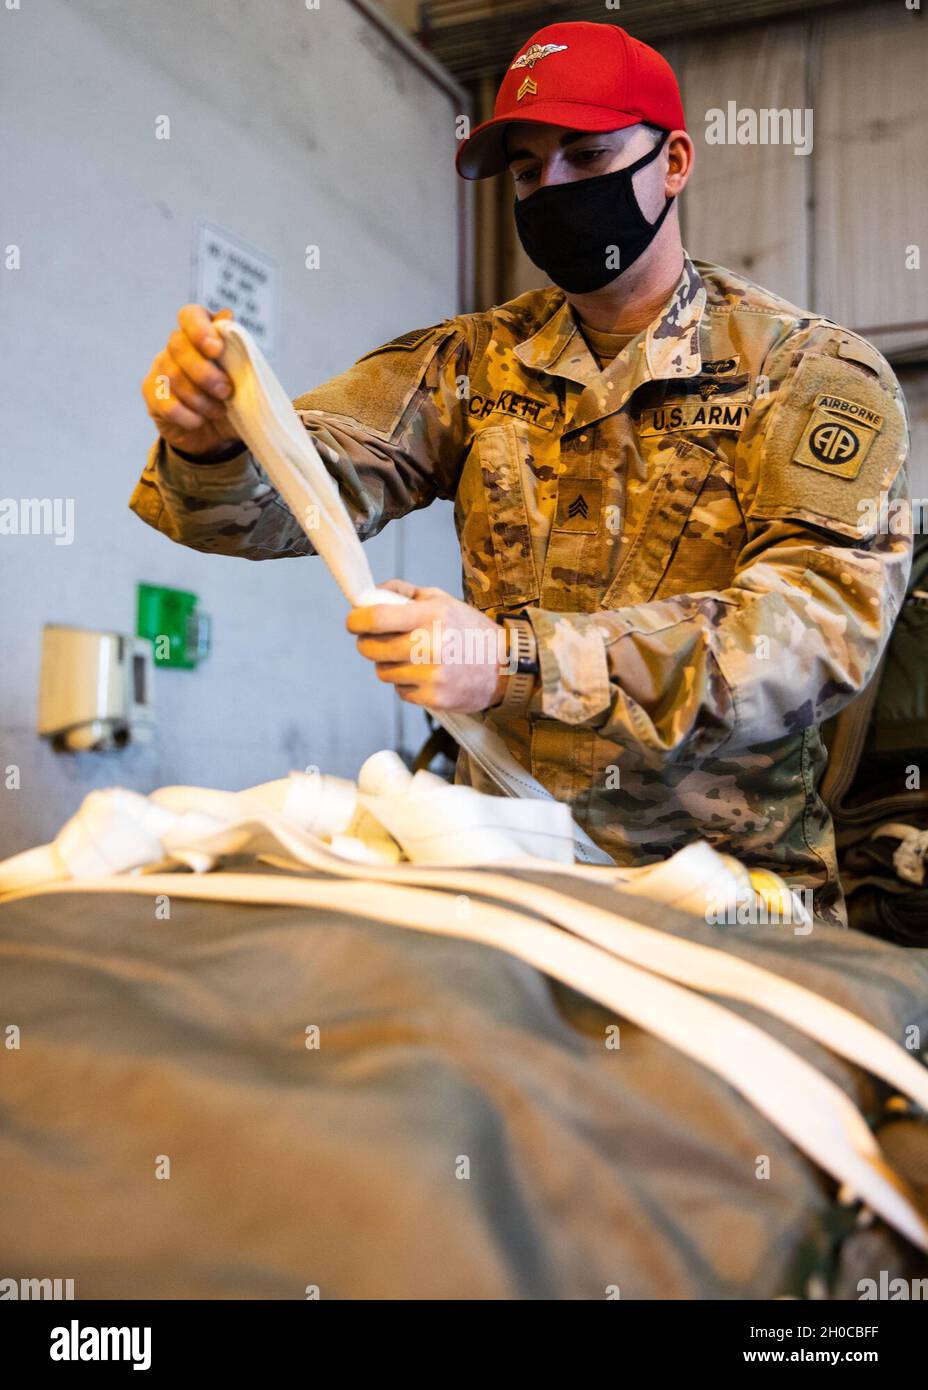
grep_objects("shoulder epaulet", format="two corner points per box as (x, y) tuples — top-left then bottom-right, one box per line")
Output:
(295, 318), (462, 438)
(834, 334), (887, 379)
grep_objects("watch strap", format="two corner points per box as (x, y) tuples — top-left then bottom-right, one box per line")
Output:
(496, 617), (538, 714)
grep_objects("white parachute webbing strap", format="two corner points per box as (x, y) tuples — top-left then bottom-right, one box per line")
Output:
(215, 319), (613, 866)
(5, 866), (927, 1253)
(141, 792), (928, 1118)
(3, 780), (923, 1118)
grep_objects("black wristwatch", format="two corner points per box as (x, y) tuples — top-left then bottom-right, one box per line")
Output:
(496, 613), (539, 713)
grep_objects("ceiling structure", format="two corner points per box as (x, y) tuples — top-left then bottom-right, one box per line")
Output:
(415, 0), (875, 82)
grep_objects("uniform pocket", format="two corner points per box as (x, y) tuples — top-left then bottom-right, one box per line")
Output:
(600, 436), (718, 608)
(454, 423), (540, 610)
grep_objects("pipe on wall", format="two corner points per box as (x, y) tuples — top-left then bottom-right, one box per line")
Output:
(344, 0), (474, 311)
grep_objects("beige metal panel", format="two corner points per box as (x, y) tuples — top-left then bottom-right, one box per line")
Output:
(377, 0), (422, 37)
(814, 5), (928, 355)
(676, 22), (810, 307)
(421, 0), (853, 83)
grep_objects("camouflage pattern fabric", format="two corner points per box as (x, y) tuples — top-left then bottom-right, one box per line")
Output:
(129, 257), (912, 925)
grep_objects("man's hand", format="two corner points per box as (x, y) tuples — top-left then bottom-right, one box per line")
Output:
(347, 580), (510, 712)
(141, 304), (243, 458)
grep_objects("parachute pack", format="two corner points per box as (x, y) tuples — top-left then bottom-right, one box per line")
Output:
(823, 532), (928, 943)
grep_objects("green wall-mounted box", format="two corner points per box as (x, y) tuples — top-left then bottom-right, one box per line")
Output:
(136, 583), (210, 669)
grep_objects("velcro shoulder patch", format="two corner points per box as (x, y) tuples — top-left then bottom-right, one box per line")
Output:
(294, 322), (459, 438)
(747, 352), (905, 537)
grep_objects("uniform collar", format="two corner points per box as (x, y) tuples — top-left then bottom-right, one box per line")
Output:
(513, 255), (707, 431)
(512, 296), (591, 385)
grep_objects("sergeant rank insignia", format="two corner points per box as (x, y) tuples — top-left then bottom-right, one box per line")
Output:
(511, 42), (567, 100)
(554, 479), (601, 533)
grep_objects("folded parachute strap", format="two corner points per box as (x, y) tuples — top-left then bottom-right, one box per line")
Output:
(150, 785), (928, 1121)
(215, 319), (613, 866)
(3, 775), (927, 1251)
(5, 864), (926, 1254)
(2, 774), (923, 1123)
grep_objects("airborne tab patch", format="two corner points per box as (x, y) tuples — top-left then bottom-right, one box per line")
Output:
(791, 392), (884, 480)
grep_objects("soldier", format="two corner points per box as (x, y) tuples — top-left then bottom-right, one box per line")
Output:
(135, 20), (911, 926)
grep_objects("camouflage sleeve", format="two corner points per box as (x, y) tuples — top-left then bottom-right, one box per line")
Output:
(128, 321), (472, 559)
(524, 331), (913, 761)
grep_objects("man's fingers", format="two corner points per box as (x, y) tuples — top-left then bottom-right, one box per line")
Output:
(168, 331), (233, 400)
(149, 393), (208, 432)
(158, 352), (229, 421)
(356, 634), (413, 662)
(395, 686), (429, 706)
(374, 662), (431, 690)
(177, 303), (221, 355)
(177, 303), (233, 359)
(378, 577), (418, 599)
(346, 598), (436, 635)
(143, 357), (209, 430)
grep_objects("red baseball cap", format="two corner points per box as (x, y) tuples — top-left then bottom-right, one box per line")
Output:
(456, 21), (685, 180)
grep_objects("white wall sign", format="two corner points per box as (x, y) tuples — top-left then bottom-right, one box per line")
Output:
(194, 221), (278, 353)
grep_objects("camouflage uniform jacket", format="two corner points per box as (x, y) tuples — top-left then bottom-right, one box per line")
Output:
(130, 256), (912, 925)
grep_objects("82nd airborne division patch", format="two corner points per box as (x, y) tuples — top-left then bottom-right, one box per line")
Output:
(792, 393), (884, 481)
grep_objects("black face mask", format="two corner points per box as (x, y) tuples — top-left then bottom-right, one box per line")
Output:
(513, 132), (674, 294)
